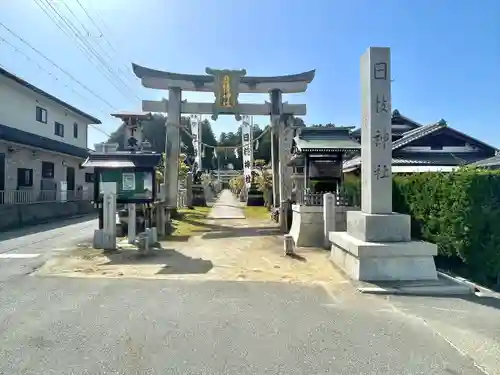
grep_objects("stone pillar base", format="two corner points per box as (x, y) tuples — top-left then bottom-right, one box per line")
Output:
(93, 229), (116, 251)
(347, 211), (411, 242)
(329, 211), (438, 281)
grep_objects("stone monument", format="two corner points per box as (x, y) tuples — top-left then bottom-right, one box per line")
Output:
(329, 47), (438, 281)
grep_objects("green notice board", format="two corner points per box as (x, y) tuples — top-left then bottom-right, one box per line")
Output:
(99, 170), (153, 201)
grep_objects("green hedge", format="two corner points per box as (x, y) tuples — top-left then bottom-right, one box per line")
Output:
(343, 169), (500, 284)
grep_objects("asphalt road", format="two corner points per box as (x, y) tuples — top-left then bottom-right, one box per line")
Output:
(0, 217), (495, 375)
(387, 291), (500, 375)
(0, 278), (487, 375)
(0, 215), (97, 281)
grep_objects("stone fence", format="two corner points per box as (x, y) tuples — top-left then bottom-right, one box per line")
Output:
(289, 193), (359, 248)
(0, 200), (97, 232)
(296, 191), (350, 207)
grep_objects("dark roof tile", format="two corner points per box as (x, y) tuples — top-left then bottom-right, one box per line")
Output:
(0, 122), (89, 158)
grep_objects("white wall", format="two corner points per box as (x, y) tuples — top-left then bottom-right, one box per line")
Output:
(0, 141), (94, 195)
(0, 75), (93, 149)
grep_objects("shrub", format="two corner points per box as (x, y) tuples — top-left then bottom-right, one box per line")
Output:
(343, 169), (500, 285)
(229, 175), (244, 195)
(255, 170), (273, 208)
(341, 174), (361, 207)
(394, 168), (500, 284)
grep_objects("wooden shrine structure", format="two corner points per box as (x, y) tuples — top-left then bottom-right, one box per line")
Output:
(288, 126), (361, 201)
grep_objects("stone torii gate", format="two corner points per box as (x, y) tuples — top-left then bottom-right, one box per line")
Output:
(132, 63), (315, 230)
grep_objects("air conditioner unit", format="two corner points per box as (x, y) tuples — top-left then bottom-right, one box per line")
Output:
(94, 143), (119, 153)
(94, 143), (105, 153)
(104, 143), (119, 153)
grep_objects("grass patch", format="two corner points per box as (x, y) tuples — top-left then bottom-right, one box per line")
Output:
(166, 206), (211, 240)
(244, 206), (270, 221)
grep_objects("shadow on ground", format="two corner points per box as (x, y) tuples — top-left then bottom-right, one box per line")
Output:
(287, 253), (307, 262)
(444, 293), (500, 311)
(101, 246), (214, 275)
(201, 226), (280, 240)
(171, 217), (280, 240)
(212, 204), (241, 209)
(0, 214), (97, 242)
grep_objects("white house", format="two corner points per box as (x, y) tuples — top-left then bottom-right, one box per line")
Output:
(0, 66), (101, 204)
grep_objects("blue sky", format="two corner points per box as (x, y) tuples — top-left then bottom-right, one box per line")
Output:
(1, 0), (499, 148)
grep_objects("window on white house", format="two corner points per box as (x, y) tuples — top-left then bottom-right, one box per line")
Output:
(41, 161), (54, 179)
(54, 122), (64, 137)
(84, 173), (94, 183)
(17, 168), (33, 188)
(36, 106), (47, 123)
(73, 122), (78, 138)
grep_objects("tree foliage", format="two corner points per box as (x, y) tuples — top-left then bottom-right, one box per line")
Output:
(107, 116), (332, 172)
(155, 153), (190, 183)
(107, 116), (272, 167)
(254, 169), (273, 208)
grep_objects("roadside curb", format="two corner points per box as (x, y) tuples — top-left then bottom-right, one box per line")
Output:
(354, 272), (475, 297)
(357, 283), (474, 296)
(437, 270), (497, 295)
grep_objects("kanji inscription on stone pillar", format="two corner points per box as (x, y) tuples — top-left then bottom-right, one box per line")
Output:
(360, 47), (392, 214)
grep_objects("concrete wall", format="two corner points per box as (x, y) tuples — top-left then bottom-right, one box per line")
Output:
(289, 205), (324, 247)
(0, 141), (93, 195)
(0, 75), (91, 149)
(289, 204), (360, 248)
(0, 200), (96, 232)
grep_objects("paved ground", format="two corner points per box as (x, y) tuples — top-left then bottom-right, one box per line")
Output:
(0, 196), (499, 374)
(0, 215), (96, 281)
(0, 277), (488, 375)
(208, 189), (245, 219)
(38, 191), (345, 284)
(387, 291), (500, 375)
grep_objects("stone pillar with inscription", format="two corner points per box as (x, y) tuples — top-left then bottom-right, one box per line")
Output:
(329, 47), (438, 282)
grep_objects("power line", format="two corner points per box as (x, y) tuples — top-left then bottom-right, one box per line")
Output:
(0, 22), (117, 110)
(34, 0), (139, 102)
(33, 0), (125, 99)
(58, 0), (138, 95)
(0, 36), (111, 137)
(74, 0), (137, 87)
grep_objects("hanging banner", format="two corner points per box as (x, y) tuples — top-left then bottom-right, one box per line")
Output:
(241, 119), (253, 188)
(190, 115), (202, 171)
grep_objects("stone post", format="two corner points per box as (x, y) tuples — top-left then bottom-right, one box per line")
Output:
(166, 87), (182, 209)
(102, 181), (116, 250)
(323, 193), (335, 249)
(127, 203), (136, 244)
(361, 47), (392, 214)
(186, 172), (193, 208)
(155, 206), (164, 236)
